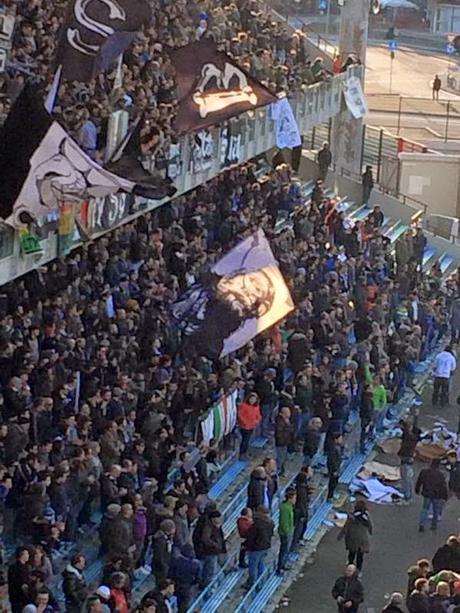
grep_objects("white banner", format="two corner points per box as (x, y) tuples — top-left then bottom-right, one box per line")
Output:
(270, 97), (301, 150)
(343, 75), (368, 119)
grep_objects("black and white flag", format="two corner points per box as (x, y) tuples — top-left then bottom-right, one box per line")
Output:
(0, 86), (166, 227)
(55, 0), (151, 81)
(171, 229), (294, 359)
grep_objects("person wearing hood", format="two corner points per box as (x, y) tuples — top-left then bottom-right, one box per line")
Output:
(94, 585), (112, 613)
(245, 505), (274, 588)
(169, 544), (201, 613)
(382, 592), (405, 613)
(62, 553), (87, 613)
(291, 466), (313, 552)
(338, 500), (373, 572)
(247, 466), (269, 511)
(332, 564), (364, 613)
(447, 450), (460, 499)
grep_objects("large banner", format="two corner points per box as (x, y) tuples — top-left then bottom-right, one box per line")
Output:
(171, 229), (294, 359)
(343, 75), (368, 120)
(169, 39), (277, 134)
(55, 0), (151, 81)
(271, 97), (301, 150)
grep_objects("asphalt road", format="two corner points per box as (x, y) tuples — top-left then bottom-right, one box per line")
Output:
(285, 361), (460, 613)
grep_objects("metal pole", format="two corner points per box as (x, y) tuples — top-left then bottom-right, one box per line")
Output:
(397, 95), (402, 134)
(445, 101), (451, 142)
(326, 0), (331, 35)
(376, 128), (383, 183)
(389, 53), (394, 93)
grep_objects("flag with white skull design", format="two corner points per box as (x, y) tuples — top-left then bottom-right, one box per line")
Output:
(55, 0), (151, 81)
(0, 85), (172, 228)
(169, 39), (277, 134)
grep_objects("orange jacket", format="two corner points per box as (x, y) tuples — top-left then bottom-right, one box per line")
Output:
(238, 402), (262, 431)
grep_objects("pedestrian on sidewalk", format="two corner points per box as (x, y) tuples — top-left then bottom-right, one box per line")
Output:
(415, 459), (448, 532)
(276, 488), (296, 574)
(237, 393), (261, 459)
(332, 564), (364, 613)
(432, 345), (456, 408)
(245, 505), (273, 589)
(318, 142), (332, 181)
(291, 466), (313, 552)
(362, 166), (374, 206)
(237, 507), (253, 568)
(338, 500), (373, 573)
(327, 433), (343, 501)
(398, 412), (421, 502)
(432, 75), (441, 101)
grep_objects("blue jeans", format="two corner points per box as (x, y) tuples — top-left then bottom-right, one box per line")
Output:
(400, 463), (414, 501)
(248, 549), (268, 586)
(419, 497), (442, 529)
(277, 534), (292, 572)
(202, 554), (218, 584)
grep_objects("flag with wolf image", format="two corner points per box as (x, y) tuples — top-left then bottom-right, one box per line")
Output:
(169, 39), (277, 134)
(170, 229), (295, 359)
(0, 86), (171, 228)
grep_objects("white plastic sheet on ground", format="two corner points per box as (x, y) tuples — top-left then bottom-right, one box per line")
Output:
(350, 476), (404, 504)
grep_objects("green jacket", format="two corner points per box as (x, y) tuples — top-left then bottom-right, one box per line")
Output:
(372, 384), (387, 411)
(279, 501), (295, 536)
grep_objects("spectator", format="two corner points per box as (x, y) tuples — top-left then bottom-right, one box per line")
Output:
(432, 346), (456, 408)
(62, 553), (87, 613)
(318, 142), (332, 180)
(237, 393), (262, 459)
(407, 577), (430, 613)
(291, 465), (312, 552)
(245, 505), (274, 589)
(247, 467), (269, 511)
(415, 459), (448, 532)
(362, 166), (374, 206)
(337, 500), (373, 573)
(327, 433), (343, 501)
(108, 572), (130, 613)
(382, 592), (405, 613)
(276, 488), (296, 575)
(142, 578), (175, 613)
(303, 417), (323, 467)
(332, 564), (364, 613)
(151, 519), (176, 583)
(8, 547), (30, 613)
(237, 507), (253, 569)
(200, 510), (226, 584)
(169, 544), (200, 613)
(274, 407), (295, 476)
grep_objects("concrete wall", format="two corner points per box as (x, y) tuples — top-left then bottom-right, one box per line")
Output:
(398, 152), (460, 218)
(299, 154), (421, 225)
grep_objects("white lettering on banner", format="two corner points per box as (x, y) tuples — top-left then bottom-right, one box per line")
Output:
(220, 125), (241, 168)
(190, 130), (214, 173)
(90, 192), (129, 231)
(270, 97), (301, 150)
(343, 75), (368, 119)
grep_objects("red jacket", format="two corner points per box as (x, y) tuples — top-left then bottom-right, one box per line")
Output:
(238, 402), (262, 431)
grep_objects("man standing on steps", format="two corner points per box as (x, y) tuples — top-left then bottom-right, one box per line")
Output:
(415, 459), (448, 532)
(362, 165), (374, 206)
(276, 488), (296, 575)
(432, 345), (456, 408)
(318, 142), (332, 181)
(398, 410), (421, 502)
(245, 505), (274, 589)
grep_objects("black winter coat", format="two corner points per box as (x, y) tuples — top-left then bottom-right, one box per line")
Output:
(407, 592), (430, 613)
(449, 462), (460, 494)
(303, 428), (321, 458)
(246, 512), (274, 551)
(62, 565), (87, 613)
(274, 415), (295, 448)
(332, 575), (364, 610)
(152, 530), (173, 581)
(201, 521), (226, 556)
(415, 467), (448, 500)
(294, 471), (311, 518)
(432, 542), (460, 573)
(247, 472), (267, 510)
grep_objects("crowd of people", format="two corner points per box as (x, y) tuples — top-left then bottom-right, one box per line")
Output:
(0, 149), (455, 612)
(0, 0), (331, 160)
